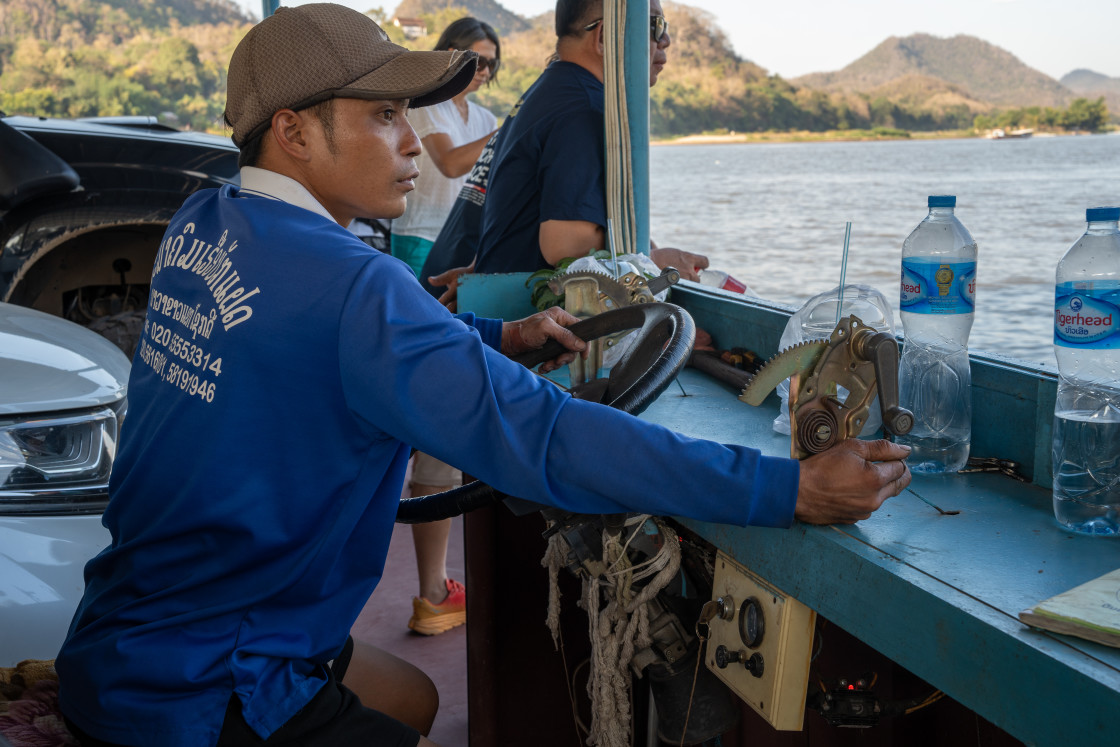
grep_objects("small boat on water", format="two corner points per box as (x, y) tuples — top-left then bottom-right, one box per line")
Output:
(988, 127), (1034, 139)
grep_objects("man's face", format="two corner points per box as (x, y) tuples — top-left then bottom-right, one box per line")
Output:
(304, 98), (421, 225)
(649, 0), (671, 86)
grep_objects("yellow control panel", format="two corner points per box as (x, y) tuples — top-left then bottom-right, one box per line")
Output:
(705, 551), (817, 731)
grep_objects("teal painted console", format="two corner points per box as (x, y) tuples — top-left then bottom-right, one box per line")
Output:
(458, 273), (1119, 747)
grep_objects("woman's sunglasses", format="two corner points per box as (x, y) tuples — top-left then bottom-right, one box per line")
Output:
(583, 15), (670, 43)
(476, 55), (501, 75)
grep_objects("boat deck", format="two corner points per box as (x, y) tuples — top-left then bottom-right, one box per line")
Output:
(351, 508), (469, 746)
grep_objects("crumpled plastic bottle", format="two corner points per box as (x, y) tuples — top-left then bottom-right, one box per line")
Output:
(773, 284), (896, 436)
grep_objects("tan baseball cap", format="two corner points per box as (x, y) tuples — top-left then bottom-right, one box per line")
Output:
(224, 3), (478, 147)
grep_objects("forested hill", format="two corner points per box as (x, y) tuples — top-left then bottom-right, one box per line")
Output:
(0, 0), (251, 131)
(0, 0), (1110, 136)
(0, 0), (250, 39)
(1061, 68), (1120, 121)
(793, 34), (1072, 109)
(392, 0), (529, 36)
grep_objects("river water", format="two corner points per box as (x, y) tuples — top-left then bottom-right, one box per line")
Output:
(650, 133), (1120, 367)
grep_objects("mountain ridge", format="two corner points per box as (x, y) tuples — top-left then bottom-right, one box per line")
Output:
(1061, 68), (1120, 120)
(792, 33), (1073, 109)
(0, 0), (1110, 135)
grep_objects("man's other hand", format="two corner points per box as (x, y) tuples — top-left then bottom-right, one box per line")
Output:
(427, 259), (475, 312)
(794, 439), (912, 525)
(650, 246), (709, 282)
(502, 307), (587, 373)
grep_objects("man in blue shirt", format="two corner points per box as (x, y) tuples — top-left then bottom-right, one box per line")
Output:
(55, 5), (911, 747)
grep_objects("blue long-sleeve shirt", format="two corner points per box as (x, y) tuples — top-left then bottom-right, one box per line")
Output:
(57, 182), (798, 746)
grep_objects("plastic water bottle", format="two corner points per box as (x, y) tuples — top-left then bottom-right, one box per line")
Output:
(698, 269), (749, 294)
(1052, 206), (1120, 537)
(897, 195), (977, 473)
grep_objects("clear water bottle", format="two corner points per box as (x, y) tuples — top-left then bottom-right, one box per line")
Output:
(697, 269), (750, 294)
(897, 195), (977, 473)
(1052, 206), (1120, 537)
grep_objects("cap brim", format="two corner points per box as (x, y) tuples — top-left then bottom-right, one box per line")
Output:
(336, 49), (478, 109)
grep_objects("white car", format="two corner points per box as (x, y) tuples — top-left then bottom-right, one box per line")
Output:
(0, 301), (128, 666)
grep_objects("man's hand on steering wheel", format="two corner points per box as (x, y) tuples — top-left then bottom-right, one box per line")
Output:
(501, 307), (587, 373)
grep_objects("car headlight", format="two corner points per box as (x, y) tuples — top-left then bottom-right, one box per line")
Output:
(0, 407), (120, 515)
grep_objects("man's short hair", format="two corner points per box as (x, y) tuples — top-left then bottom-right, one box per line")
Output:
(237, 99), (336, 169)
(555, 0), (603, 38)
(224, 3), (477, 148)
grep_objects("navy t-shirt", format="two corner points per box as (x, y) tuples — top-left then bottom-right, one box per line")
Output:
(475, 62), (608, 274)
(418, 120), (503, 295)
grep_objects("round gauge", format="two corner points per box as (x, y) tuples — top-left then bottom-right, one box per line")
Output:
(738, 597), (765, 648)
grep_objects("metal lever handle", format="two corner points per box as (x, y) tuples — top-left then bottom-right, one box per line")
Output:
(857, 331), (913, 436)
(643, 266), (681, 297)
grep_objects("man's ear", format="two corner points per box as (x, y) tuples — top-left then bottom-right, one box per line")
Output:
(269, 109), (314, 162)
(595, 23), (605, 55)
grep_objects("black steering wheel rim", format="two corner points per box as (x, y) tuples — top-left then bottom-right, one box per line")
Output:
(396, 302), (696, 523)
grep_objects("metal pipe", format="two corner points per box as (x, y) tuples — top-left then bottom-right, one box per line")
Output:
(624, 0), (651, 256)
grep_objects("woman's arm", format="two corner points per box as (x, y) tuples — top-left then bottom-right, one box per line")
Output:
(423, 130), (497, 179)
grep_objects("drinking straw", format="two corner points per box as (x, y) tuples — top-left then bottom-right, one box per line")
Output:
(835, 221), (852, 323)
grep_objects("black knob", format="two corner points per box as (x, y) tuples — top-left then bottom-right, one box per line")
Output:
(744, 652), (765, 678)
(714, 645), (743, 669)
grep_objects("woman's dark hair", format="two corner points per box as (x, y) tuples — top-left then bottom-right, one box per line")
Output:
(434, 17), (500, 84)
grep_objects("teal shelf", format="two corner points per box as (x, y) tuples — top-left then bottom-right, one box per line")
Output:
(459, 274), (1120, 747)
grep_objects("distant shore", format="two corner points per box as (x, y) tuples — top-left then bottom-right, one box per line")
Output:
(652, 129), (973, 146)
(652, 127), (1115, 146)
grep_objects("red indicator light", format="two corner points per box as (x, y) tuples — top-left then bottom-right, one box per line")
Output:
(848, 684), (855, 690)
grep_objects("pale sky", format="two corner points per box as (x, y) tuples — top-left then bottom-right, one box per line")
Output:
(236, 0), (1120, 80)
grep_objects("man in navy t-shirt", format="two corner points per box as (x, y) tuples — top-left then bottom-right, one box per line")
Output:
(55, 5), (912, 747)
(423, 0), (709, 307)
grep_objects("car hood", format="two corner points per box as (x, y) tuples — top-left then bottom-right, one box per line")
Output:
(0, 304), (130, 415)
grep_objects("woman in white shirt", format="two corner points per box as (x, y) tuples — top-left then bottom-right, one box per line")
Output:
(393, 18), (501, 637)
(391, 17), (500, 277)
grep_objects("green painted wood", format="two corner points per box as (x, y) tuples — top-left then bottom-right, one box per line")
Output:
(649, 369), (1119, 747)
(458, 272), (537, 321)
(459, 274), (1120, 745)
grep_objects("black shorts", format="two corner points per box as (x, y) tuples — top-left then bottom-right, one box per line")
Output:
(66, 639), (420, 747)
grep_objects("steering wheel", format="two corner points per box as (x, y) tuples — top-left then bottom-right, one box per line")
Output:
(397, 302), (696, 523)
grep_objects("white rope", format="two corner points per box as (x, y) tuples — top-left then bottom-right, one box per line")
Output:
(543, 516), (682, 747)
(543, 532), (567, 649)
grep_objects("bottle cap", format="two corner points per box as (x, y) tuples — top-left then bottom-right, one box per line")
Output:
(1086, 207), (1120, 222)
(927, 195), (956, 208)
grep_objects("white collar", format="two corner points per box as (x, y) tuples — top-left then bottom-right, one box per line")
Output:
(238, 166), (342, 226)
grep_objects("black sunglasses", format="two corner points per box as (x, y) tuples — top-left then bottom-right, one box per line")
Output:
(583, 15), (670, 43)
(475, 55), (501, 75)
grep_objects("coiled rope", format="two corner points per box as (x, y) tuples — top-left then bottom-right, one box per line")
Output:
(543, 515), (682, 747)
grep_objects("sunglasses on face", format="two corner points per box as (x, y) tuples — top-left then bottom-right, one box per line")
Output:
(475, 55), (501, 75)
(583, 15), (670, 43)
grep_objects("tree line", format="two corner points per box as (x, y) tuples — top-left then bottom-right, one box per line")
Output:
(0, 0), (1109, 137)
(972, 98), (1109, 133)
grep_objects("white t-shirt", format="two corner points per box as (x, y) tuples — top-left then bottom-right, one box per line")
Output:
(393, 98), (497, 241)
